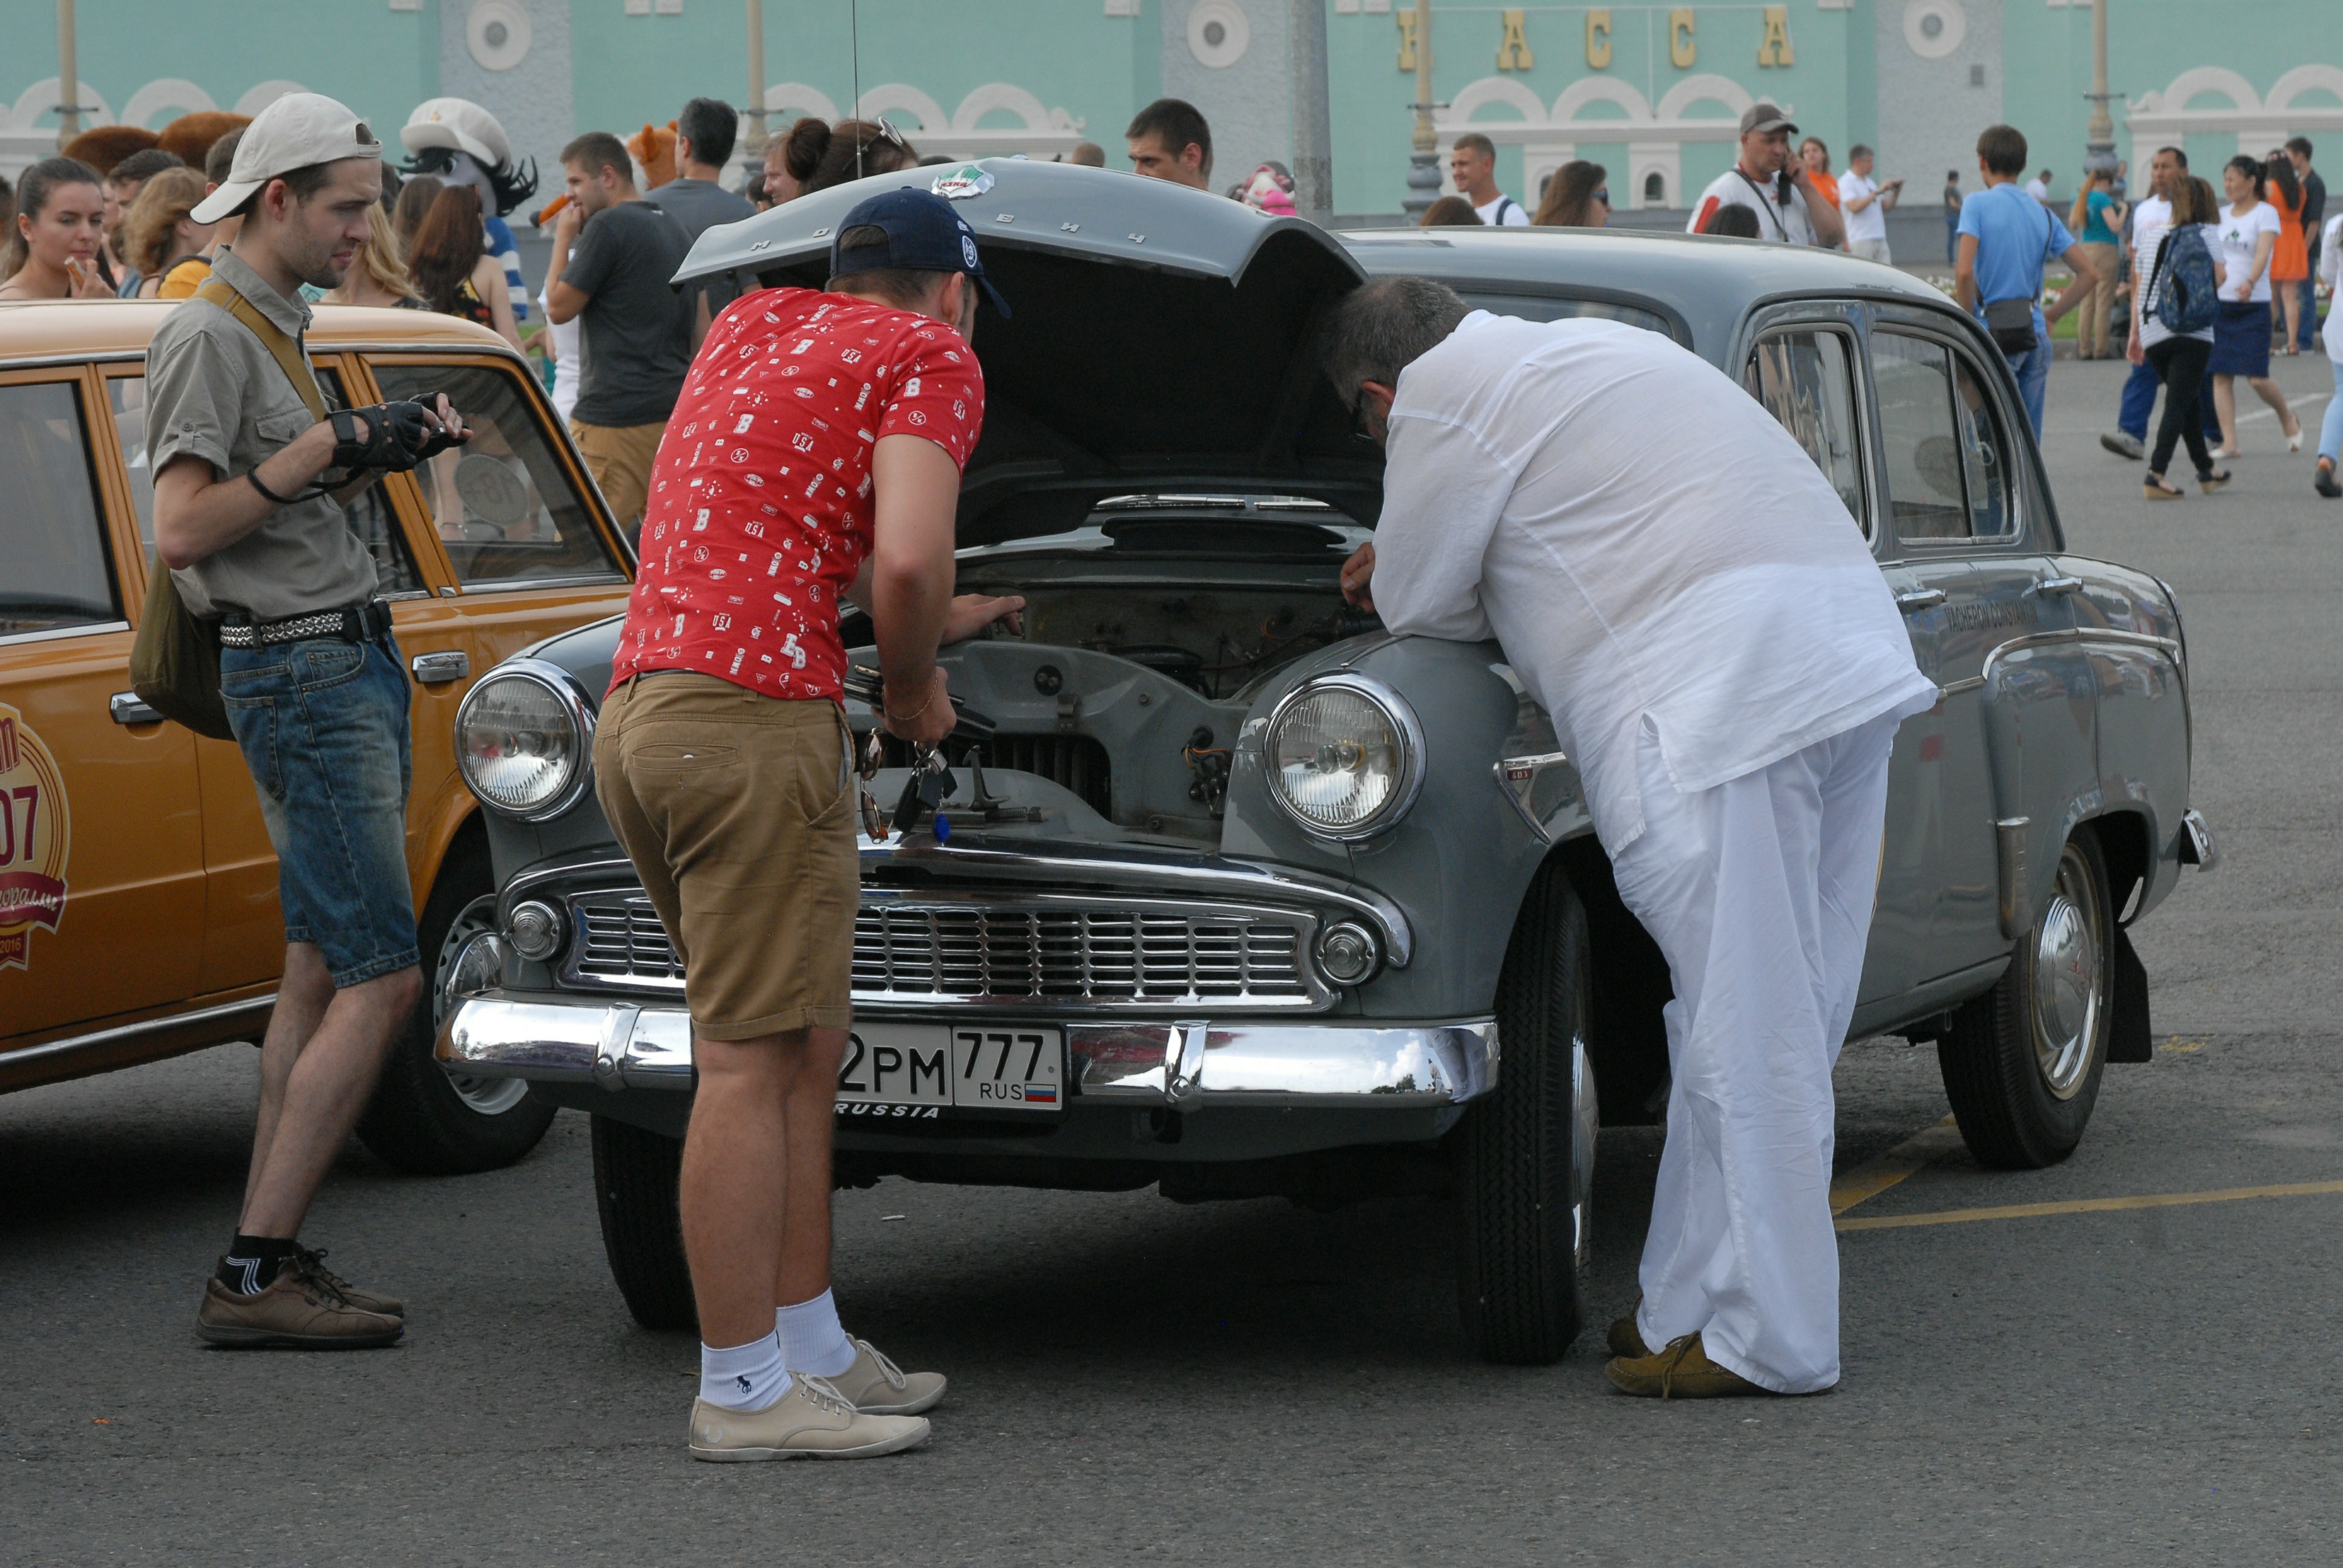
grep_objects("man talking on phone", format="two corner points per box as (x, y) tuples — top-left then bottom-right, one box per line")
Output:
(1688, 103), (1847, 249)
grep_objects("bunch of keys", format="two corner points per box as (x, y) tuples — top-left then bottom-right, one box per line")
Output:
(891, 745), (958, 837)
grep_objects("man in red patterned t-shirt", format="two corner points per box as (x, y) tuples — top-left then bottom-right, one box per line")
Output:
(593, 188), (1020, 1461)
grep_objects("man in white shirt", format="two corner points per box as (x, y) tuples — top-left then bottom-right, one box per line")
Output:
(1687, 103), (1846, 248)
(1325, 277), (1936, 1399)
(2101, 146), (2220, 459)
(1838, 144), (1902, 264)
(2025, 169), (2053, 204)
(1449, 133), (1528, 226)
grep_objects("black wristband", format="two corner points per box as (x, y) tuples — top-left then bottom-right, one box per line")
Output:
(245, 467), (300, 506)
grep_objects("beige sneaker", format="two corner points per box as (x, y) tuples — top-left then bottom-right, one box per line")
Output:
(688, 1374), (931, 1462)
(823, 1338), (947, 1416)
(196, 1264), (404, 1350)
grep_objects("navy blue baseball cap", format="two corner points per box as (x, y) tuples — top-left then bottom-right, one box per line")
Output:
(832, 186), (1012, 318)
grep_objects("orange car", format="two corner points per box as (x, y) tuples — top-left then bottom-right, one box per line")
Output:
(0, 299), (634, 1172)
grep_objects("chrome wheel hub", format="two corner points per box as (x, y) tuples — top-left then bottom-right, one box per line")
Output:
(1568, 1034), (1599, 1269)
(2029, 847), (2103, 1100)
(436, 895), (531, 1116)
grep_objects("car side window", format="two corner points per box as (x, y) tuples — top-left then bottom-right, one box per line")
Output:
(1949, 350), (2014, 538)
(107, 369), (427, 595)
(368, 360), (625, 590)
(1869, 332), (1972, 540)
(2, 379), (121, 638)
(1743, 329), (1865, 531)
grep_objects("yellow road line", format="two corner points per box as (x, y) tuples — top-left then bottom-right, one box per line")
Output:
(1836, 1178), (2343, 1233)
(1829, 1115), (1965, 1215)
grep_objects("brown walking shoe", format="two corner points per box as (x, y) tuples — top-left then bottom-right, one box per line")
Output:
(197, 1259), (404, 1349)
(1607, 1311), (1651, 1361)
(687, 1374), (931, 1462)
(292, 1247), (402, 1318)
(822, 1338), (946, 1416)
(1605, 1333), (1818, 1399)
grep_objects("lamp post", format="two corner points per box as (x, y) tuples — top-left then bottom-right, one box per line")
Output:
(2081, 0), (2119, 183)
(1291, 0), (1334, 225)
(55, 0), (81, 149)
(1403, 0), (1440, 217)
(742, 0), (769, 183)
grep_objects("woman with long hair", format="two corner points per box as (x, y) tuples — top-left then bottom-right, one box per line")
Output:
(121, 166), (213, 298)
(321, 203), (424, 309)
(2136, 175), (2230, 499)
(2210, 155), (2300, 456)
(2263, 149), (2309, 354)
(0, 157), (112, 299)
(2068, 168), (2126, 359)
(1533, 161), (1610, 227)
(407, 183), (520, 351)
(392, 174), (445, 254)
(801, 119), (919, 195)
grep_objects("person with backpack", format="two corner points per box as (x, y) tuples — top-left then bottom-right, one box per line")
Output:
(2132, 174), (2230, 499)
(1955, 124), (2099, 439)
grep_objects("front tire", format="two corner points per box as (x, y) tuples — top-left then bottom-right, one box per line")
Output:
(1938, 829), (2113, 1169)
(357, 847), (559, 1175)
(1457, 860), (1598, 1364)
(591, 1114), (697, 1332)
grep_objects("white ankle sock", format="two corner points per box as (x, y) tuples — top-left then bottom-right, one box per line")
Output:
(700, 1331), (791, 1412)
(776, 1289), (857, 1377)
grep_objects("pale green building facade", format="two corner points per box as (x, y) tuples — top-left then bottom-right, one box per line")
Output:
(4, 1), (2338, 224)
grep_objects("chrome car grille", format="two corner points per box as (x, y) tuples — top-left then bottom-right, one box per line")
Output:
(559, 890), (1329, 1011)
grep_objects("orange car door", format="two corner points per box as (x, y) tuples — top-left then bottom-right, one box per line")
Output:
(0, 368), (203, 1042)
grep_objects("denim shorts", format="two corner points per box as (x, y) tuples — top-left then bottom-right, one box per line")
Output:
(219, 633), (418, 987)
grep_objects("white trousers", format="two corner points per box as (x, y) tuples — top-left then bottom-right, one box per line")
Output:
(1613, 708), (1900, 1394)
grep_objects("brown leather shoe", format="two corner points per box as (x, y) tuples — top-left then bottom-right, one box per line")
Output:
(197, 1262), (404, 1349)
(1607, 1308), (1651, 1360)
(1605, 1333), (1814, 1399)
(293, 1247), (402, 1318)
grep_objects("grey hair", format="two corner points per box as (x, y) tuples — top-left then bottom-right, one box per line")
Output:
(1320, 276), (1470, 403)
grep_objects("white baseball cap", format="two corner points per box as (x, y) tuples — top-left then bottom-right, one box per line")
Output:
(192, 93), (382, 224)
(401, 98), (513, 169)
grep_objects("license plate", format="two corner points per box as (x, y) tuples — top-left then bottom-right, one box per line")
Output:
(834, 1023), (1066, 1119)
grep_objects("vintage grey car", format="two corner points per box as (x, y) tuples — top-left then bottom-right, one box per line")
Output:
(433, 162), (2214, 1362)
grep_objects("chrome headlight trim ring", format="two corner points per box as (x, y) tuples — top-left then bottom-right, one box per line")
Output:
(454, 657), (601, 823)
(1261, 671), (1426, 843)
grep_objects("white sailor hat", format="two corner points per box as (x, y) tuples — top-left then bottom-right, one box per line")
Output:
(401, 98), (514, 169)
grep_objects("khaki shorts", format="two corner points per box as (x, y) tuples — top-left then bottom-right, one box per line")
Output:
(594, 673), (858, 1039)
(570, 418), (666, 530)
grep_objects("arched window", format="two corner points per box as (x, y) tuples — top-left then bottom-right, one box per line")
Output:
(1645, 170), (1666, 206)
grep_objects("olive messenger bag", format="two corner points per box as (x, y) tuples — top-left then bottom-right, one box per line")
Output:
(128, 276), (331, 740)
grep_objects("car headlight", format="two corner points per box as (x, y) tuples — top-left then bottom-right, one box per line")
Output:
(455, 659), (597, 821)
(1263, 674), (1424, 839)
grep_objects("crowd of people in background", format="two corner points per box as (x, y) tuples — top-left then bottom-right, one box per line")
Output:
(8, 87), (2333, 500)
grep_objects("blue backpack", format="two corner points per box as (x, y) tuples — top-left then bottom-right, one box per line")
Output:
(2152, 225), (2219, 335)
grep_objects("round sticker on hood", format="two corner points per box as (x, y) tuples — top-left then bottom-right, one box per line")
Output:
(932, 164), (994, 200)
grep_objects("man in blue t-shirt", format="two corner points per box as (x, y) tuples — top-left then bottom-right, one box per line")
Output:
(1956, 124), (2100, 437)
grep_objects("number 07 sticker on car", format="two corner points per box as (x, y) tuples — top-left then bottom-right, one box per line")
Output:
(833, 1022), (1066, 1117)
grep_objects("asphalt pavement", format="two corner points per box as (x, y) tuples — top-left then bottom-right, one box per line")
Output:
(6, 353), (2341, 1566)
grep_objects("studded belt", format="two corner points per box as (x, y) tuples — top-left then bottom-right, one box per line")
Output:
(217, 598), (393, 649)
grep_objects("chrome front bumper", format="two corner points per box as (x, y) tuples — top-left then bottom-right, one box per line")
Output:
(437, 996), (1498, 1108)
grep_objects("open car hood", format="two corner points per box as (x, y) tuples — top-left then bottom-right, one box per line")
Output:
(673, 159), (1377, 543)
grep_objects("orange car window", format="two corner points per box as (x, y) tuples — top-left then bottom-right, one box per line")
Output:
(2, 380), (120, 636)
(313, 367), (428, 596)
(368, 361), (624, 591)
(108, 369), (427, 596)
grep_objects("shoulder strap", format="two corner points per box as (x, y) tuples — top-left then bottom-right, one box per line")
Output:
(190, 276), (328, 425)
(1732, 169), (1790, 241)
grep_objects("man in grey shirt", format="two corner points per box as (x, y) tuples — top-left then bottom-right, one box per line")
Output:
(545, 130), (693, 534)
(148, 93), (468, 1350)
(660, 96), (758, 342)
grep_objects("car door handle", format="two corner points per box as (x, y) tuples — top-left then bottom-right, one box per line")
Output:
(1894, 588), (1947, 612)
(111, 691), (165, 726)
(2034, 576), (2085, 597)
(410, 650), (471, 684)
